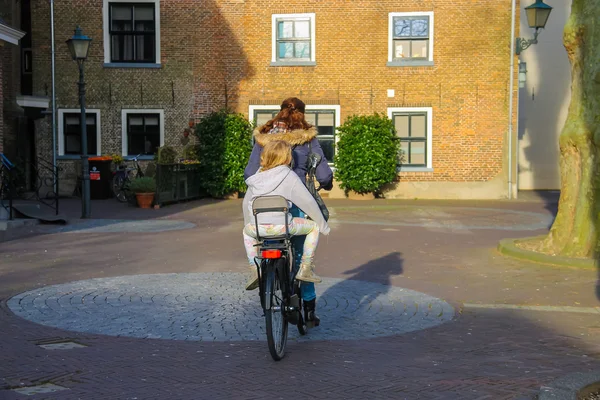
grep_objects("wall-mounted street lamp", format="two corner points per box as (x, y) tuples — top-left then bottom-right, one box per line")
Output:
(66, 26), (92, 219)
(516, 0), (553, 55)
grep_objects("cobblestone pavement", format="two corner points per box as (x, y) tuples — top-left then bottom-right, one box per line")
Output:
(7, 273), (454, 342)
(1, 196), (599, 399)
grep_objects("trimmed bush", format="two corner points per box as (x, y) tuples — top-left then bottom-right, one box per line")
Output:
(334, 113), (401, 196)
(195, 110), (253, 198)
(157, 146), (178, 165)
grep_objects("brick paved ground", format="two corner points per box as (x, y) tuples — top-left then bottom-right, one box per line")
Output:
(1, 194), (599, 399)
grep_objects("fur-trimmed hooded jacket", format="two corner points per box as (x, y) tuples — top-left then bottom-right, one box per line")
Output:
(244, 126), (334, 189)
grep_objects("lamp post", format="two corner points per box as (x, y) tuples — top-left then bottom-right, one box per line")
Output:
(66, 26), (92, 219)
(516, 0), (553, 55)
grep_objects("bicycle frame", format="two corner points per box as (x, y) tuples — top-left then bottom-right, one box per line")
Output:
(251, 196), (299, 313)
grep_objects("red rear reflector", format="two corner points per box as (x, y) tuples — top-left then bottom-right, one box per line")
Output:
(261, 250), (282, 259)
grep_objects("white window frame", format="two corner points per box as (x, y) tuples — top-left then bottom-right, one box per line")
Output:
(248, 104), (341, 165)
(121, 109), (164, 157)
(388, 12), (434, 66)
(103, 0), (161, 66)
(271, 13), (316, 66)
(387, 107), (433, 171)
(57, 109), (102, 157)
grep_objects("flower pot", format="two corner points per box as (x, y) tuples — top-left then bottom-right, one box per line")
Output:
(346, 191), (376, 200)
(135, 192), (155, 209)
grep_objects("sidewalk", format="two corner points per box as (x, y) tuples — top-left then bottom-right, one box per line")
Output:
(1, 194), (599, 399)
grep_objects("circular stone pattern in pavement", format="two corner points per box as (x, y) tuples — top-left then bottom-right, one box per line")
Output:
(8, 273), (454, 342)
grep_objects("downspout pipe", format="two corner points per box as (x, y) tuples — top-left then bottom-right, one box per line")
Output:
(508, 0), (517, 199)
(50, 0), (57, 192)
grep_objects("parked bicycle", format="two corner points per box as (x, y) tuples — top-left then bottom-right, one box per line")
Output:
(251, 195), (312, 361)
(112, 155), (144, 203)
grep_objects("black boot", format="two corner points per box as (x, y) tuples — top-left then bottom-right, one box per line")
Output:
(303, 299), (320, 328)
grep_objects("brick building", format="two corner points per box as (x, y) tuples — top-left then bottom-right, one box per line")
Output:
(0, 1), (25, 158)
(6, 0), (521, 199)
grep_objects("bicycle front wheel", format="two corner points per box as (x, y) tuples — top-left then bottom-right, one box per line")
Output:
(264, 259), (288, 361)
(112, 175), (128, 203)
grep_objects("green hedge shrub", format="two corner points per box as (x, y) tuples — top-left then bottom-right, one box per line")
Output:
(333, 113), (401, 196)
(195, 110), (253, 197)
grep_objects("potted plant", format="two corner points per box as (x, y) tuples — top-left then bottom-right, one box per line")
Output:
(129, 177), (156, 208)
(334, 113), (401, 199)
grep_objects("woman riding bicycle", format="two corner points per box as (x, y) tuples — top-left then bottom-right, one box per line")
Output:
(244, 97), (334, 326)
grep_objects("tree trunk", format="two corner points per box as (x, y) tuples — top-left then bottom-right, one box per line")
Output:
(536, 0), (600, 259)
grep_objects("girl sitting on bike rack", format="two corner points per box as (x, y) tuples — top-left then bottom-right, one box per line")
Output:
(242, 140), (330, 294)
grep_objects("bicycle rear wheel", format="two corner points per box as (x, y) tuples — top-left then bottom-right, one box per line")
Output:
(264, 259), (288, 361)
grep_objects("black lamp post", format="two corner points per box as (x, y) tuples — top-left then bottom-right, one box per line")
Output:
(66, 26), (92, 219)
(516, 0), (553, 55)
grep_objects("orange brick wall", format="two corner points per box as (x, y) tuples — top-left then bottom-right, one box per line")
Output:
(28, 0), (520, 191)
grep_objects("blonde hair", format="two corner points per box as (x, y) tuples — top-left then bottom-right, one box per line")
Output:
(260, 140), (292, 171)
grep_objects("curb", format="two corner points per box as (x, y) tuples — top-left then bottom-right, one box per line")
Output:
(538, 371), (600, 400)
(497, 236), (598, 270)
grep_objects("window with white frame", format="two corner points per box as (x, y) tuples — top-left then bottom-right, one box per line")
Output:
(388, 12), (434, 65)
(121, 110), (164, 156)
(103, 0), (161, 65)
(58, 109), (101, 156)
(388, 107), (433, 169)
(250, 105), (339, 163)
(271, 13), (316, 65)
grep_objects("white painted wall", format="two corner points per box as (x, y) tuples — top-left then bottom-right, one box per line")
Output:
(517, 0), (571, 190)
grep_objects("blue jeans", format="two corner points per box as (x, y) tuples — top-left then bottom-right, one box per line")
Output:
(291, 205), (316, 302)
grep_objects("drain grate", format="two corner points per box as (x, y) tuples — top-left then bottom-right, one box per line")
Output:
(11, 383), (69, 396)
(37, 341), (87, 350)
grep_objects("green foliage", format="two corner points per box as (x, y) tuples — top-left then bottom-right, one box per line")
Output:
(157, 146), (178, 165)
(333, 113), (401, 195)
(195, 110), (253, 197)
(182, 144), (199, 161)
(129, 176), (156, 193)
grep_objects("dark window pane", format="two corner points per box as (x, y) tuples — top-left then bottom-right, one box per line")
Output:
(112, 35), (134, 61)
(63, 113), (97, 155)
(317, 125), (334, 136)
(318, 139), (334, 162)
(127, 114), (160, 156)
(134, 5), (154, 24)
(111, 5), (132, 31)
(65, 134), (80, 154)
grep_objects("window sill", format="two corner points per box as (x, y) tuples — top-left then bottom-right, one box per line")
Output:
(123, 155), (155, 161)
(270, 61), (316, 67)
(57, 155), (97, 160)
(398, 167), (434, 173)
(387, 60), (434, 67)
(103, 63), (162, 69)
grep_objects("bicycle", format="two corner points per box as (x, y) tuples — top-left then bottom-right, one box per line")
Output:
(252, 195), (309, 361)
(112, 155), (144, 203)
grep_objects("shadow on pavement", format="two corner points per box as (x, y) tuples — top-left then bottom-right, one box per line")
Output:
(319, 251), (404, 311)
